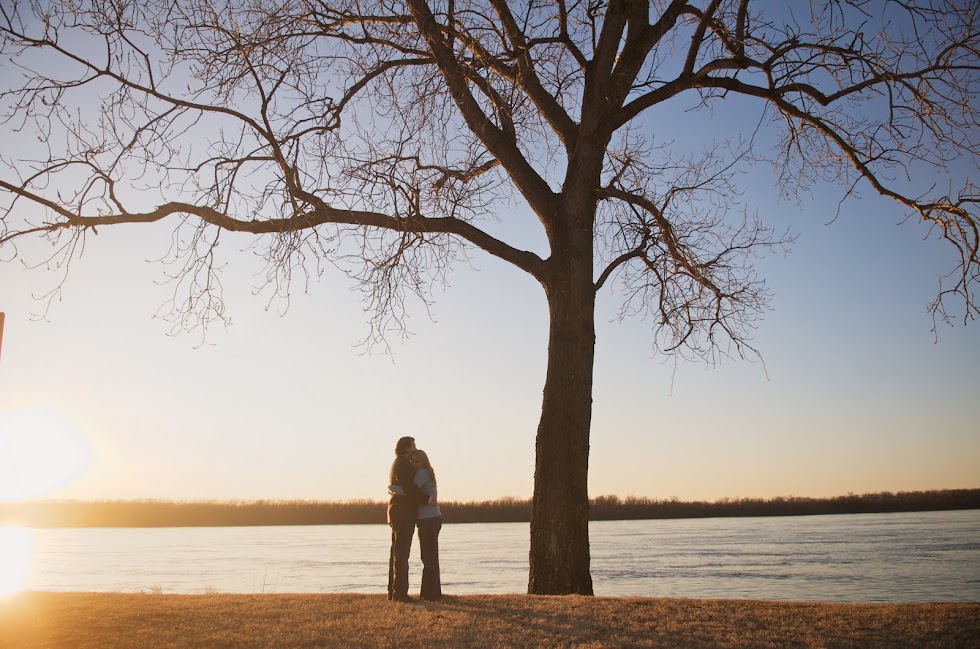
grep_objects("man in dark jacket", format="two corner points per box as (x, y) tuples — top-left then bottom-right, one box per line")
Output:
(387, 436), (430, 601)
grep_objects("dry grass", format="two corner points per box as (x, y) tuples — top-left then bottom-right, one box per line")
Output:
(1, 593), (977, 648)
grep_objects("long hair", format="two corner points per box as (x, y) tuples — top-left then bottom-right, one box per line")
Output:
(394, 436), (415, 456)
(413, 450), (436, 486)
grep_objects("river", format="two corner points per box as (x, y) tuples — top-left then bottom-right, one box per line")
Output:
(11, 509), (980, 602)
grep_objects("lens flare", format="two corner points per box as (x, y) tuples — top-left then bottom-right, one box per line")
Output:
(0, 525), (32, 596)
(0, 405), (94, 501)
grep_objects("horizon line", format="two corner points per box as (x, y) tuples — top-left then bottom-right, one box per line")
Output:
(4, 486), (977, 507)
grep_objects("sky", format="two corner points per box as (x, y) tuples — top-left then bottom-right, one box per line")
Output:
(2, 169), (977, 504)
(1, 9), (978, 506)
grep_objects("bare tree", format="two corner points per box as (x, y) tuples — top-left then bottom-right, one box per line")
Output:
(1, 0), (976, 594)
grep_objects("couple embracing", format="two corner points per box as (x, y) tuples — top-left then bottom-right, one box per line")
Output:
(387, 436), (442, 602)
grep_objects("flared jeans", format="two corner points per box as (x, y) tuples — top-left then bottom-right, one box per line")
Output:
(417, 515), (442, 600)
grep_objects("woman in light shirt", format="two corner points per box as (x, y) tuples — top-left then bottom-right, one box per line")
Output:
(411, 449), (442, 601)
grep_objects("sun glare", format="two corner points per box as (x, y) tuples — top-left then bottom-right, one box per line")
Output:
(0, 405), (95, 501)
(0, 525), (32, 596)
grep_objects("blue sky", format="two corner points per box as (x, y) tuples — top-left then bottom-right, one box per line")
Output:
(0, 3), (977, 505)
(1, 164), (977, 504)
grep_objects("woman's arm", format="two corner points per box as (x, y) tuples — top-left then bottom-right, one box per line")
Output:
(414, 469), (438, 505)
(396, 458), (431, 505)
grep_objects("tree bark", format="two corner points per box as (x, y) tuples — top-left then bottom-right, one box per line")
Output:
(528, 211), (596, 595)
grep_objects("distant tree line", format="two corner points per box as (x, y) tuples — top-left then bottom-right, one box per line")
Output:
(1, 489), (977, 528)
(587, 489), (980, 521)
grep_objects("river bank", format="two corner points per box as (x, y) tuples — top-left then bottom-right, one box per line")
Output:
(1, 593), (977, 648)
(3, 488), (978, 528)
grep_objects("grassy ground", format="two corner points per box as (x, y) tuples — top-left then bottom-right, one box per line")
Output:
(1, 593), (977, 648)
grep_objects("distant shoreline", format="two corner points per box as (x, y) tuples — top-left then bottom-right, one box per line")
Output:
(2, 488), (977, 528)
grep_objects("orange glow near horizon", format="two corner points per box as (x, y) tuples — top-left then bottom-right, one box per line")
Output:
(0, 405), (94, 502)
(0, 525), (32, 596)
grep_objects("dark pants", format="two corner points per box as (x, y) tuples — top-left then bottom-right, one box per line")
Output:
(388, 520), (415, 599)
(417, 516), (442, 600)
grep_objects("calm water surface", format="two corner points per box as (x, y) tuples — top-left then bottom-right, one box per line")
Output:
(19, 510), (980, 602)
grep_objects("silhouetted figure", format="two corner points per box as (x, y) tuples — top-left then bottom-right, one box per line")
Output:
(412, 449), (442, 601)
(387, 436), (429, 602)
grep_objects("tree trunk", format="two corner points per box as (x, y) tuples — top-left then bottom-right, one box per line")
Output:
(528, 237), (596, 595)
